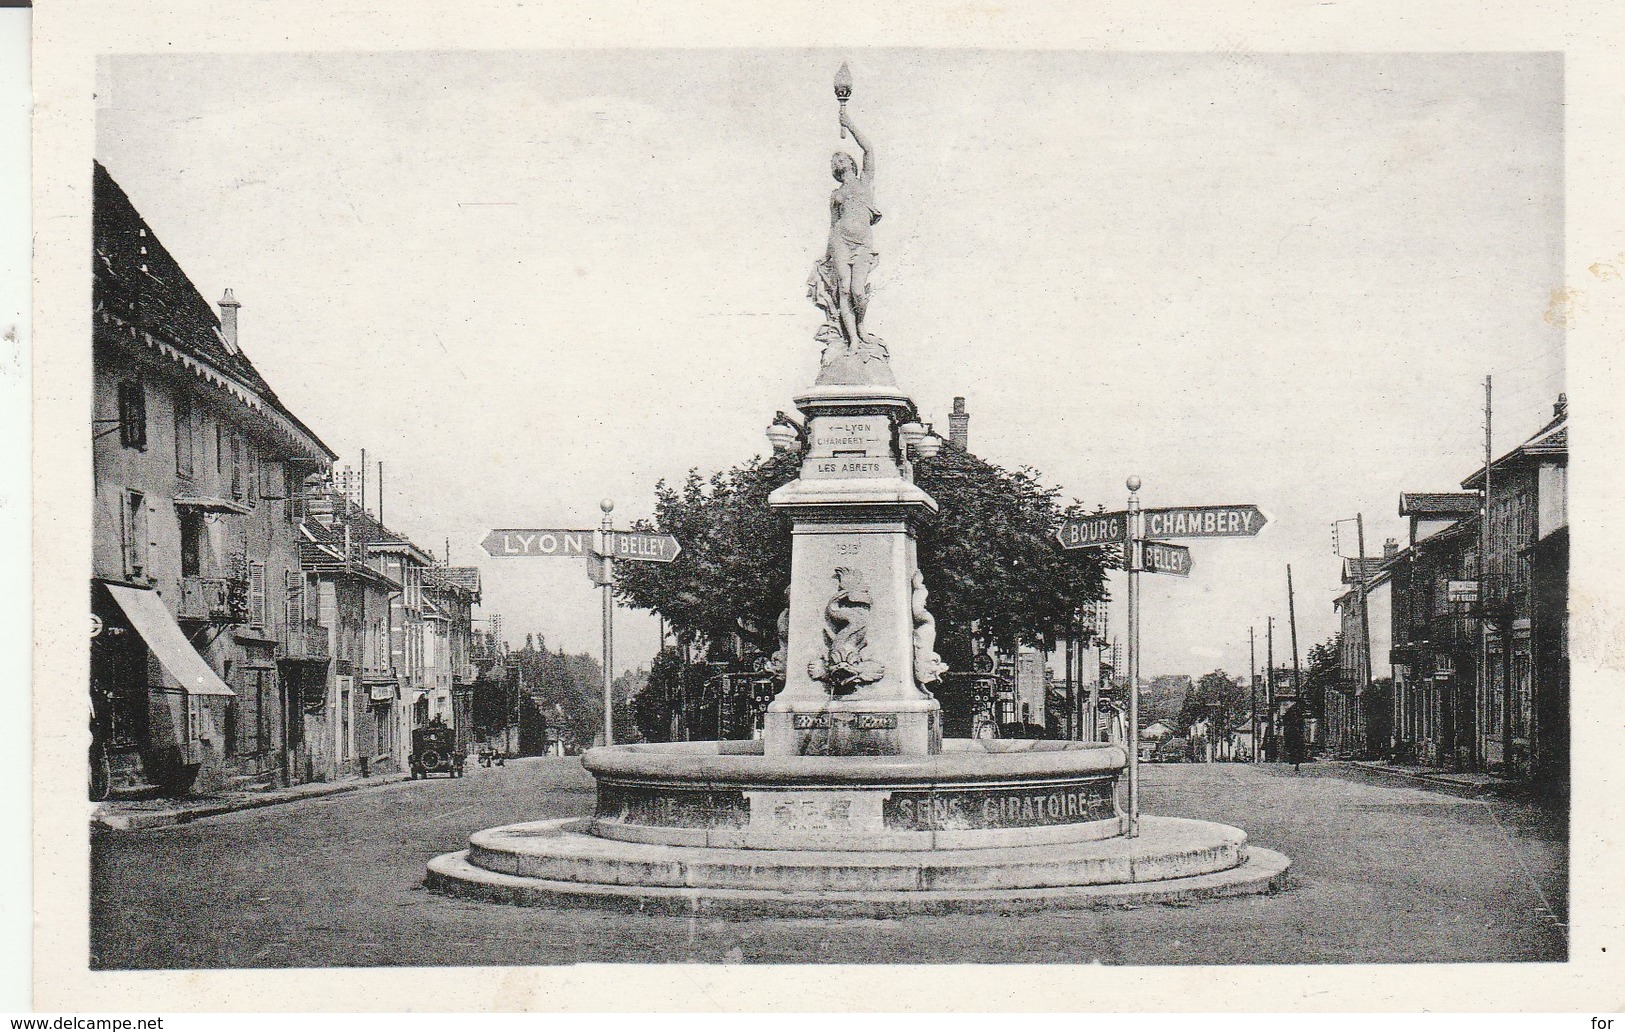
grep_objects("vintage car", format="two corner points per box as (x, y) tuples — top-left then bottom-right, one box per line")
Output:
(410, 725), (464, 779)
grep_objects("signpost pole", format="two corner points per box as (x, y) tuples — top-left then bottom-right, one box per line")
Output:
(599, 499), (615, 747)
(1125, 476), (1143, 839)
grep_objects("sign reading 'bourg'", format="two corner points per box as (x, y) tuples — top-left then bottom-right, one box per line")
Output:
(1053, 512), (1128, 550)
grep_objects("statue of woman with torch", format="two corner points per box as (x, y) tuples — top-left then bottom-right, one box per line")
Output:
(809, 63), (885, 360)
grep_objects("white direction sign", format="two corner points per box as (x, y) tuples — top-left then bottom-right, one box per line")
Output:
(481, 529), (595, 557)
(1143, 505), (1268, 540)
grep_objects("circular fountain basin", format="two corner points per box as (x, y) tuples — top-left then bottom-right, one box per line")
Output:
(584, 738), (1127, 850)
(425, 739), (1291, 913)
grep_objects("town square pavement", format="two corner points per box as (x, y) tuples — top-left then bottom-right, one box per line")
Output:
(90, 757), (1567, 968)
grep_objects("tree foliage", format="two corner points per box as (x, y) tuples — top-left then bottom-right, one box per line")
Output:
(1301, 633), (1344, 718)
(1178, 669), (1250, 732)
(613, 443), (1112, 672)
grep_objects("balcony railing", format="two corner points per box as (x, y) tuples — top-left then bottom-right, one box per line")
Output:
(176, 575), (248, 624)
(281, 620), (331, 662)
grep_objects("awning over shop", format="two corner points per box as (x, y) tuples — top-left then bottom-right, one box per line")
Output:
(106, 583), (236, 697)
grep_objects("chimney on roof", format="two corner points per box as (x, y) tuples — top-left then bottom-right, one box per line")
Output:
(218, 288), (241, 353)
(1383, 538), (1398, 559)
(949, 396), (969, 451)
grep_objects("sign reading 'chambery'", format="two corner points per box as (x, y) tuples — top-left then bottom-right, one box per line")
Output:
(1143, 504), (1268, 540)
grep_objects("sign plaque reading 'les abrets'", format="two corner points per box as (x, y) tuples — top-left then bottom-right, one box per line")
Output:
(803, 415), (895, 480)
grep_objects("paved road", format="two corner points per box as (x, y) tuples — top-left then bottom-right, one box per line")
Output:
(90, 757), (1567, 969)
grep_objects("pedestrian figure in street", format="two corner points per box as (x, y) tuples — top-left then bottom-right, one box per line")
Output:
(1283, 702), (1307, 773)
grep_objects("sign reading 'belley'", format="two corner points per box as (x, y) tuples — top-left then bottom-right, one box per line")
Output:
(1140, 540), (1193, 577)
(1143, 504), (1268, 540)
(602, 531), (682, 563)
(1053, 512), (1128, 550)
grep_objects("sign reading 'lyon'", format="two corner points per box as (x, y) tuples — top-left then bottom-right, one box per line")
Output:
(482, 529), (594, 557)
(481, 529), (682, 563)
(1143, 505), (1267, 540)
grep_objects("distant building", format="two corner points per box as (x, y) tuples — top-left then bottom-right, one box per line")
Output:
(1328, 553), (1394, 758)
(91, 162), (336, 797)
(1461, 400), (1567, 780)
(1384, 396), (1566, 786)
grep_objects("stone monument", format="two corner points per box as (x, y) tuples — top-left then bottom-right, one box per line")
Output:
(763, 79), (944, 756)
(426, 67), (1290, 914)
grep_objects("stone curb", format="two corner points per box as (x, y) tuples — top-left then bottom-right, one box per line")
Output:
(424, 846), (1292, 917)
(1343, 760), (1514, 798)
(93, 772), (414, 831)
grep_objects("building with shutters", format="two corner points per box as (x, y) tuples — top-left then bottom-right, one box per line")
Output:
(91, 162), (337, 797)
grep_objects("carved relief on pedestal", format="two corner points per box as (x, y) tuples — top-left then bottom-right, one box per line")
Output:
(765, 606), (790, 681)
(911, 570), (948, 688)
(806, 567), (887, 696)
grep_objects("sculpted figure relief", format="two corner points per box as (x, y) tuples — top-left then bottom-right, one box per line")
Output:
(911, 571), (948, 687)
(808, 107), (887, 365)
(807, 567), (886, 696)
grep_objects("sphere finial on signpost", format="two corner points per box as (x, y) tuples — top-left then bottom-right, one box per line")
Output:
(599, 498), (615, 514)
(1126, 476), (1142, 494)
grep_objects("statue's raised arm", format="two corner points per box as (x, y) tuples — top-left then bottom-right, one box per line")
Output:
(840, 109), (876, 182)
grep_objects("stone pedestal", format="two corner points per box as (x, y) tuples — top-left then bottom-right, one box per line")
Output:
(763, 384), (943, 757)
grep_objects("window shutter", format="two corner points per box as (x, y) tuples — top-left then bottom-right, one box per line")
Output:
(118, 380), (147, 450)
(249, 562), (266, 627)
(284, 569), (302, 629)
(174, 395), (193, 476)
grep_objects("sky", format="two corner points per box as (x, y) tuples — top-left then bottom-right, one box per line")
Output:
(95, 49), (1564, 680)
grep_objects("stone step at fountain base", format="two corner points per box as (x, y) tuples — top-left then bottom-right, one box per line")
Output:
(425, 815), (1291, 916)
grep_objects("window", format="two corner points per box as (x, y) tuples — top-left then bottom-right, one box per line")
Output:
(230, 435), (244, 500)
(179, 511), (203, 578)
(248, 561), (266, 627)
(245, 443), (258, 506)
(174, 394), (194, 476)
(339, 680), (352, 761)
(117, 380), (147, 450)
(215, 421), (226, 477)
(121, 490), (149, 579)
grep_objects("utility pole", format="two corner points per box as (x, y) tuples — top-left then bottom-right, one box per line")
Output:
(1485, 374), (1506, 773)
(1288, 564), (1303, 746)
(1266, 616), (1275, 760)
(1355, 513), (1373, 754)
(1249, 626), (1258, 763)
